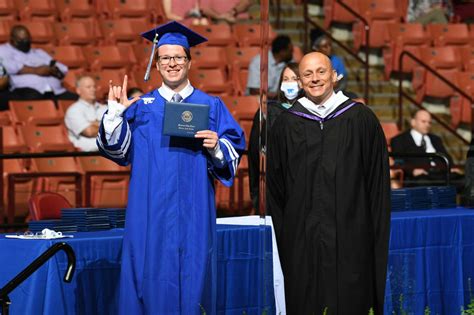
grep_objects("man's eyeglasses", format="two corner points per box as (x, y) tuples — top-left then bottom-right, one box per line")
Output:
(158, 55), (188, 65)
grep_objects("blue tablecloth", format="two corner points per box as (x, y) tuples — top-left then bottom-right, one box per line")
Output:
(385, 208), (474, 314)
(0, 225), (275, 315)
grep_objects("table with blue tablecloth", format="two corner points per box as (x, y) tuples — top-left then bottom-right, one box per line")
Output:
(0, 224), (275, 315)
(385, 208), (474, 314)
(2, 208), (474, 315)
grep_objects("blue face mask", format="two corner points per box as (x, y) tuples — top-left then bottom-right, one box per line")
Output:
(280, 81), (300, 100)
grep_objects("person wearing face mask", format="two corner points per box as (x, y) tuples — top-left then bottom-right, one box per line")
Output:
(248, 62), (302, 212)
(0, 25), (77, 102)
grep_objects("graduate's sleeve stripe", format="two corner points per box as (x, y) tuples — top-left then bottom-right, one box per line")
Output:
(220, 137), (239, 175)
(97, 123), (131, 159)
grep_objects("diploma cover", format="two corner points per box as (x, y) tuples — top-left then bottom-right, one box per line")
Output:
(162, 101), (210, 137)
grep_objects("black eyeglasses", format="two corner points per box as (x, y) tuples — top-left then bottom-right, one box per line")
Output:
(158, 55), (188, 65)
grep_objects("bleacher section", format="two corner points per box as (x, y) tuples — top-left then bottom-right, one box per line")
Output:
(3, 0), (472, 222)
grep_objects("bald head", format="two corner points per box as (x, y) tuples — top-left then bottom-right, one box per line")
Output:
(411, 109), (432, 135)
(299, 52), (337, 104)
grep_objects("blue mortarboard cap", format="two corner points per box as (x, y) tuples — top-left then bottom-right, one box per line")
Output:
(141, 21), (207, 50)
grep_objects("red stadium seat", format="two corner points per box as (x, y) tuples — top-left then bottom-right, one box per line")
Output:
(131, 43), (154, 70)
(3, 159), (38, 222)
(57, 99), (76, 116)
(54, 0), (95, 21)
(105, 0), (152, 21)
(78, 156), (129, 208)
(225, 46), (259, 73)
(353, 0), (402, 51)
(0, 20), (12, 42)
(427, 23), (470, 47)
(225, 46), (259, 94)
(0, 0), (16, 20)
(99, 19), (150, 44)
(189, 69), (232, 96)
(323, 0), (358, 29)
(0, 110), (14, 126)
(15, 0), (57, 21)
(382, 23), (430, 78)
(89, 69), (130, 100)
(32, 157), (82, 206)
(9, 100), (63, 126)
(190, 24), (235, 47)
(190, 46), (227, 74)
(1, 125), (27, 153)
(380, 122), (400, 146)
(54, 21), (97, 46)
(414, 68), (458, 104)
(62, 69), (84, 92)
(460, 46), (474, 71)
(232, 23), (276, 47)
(18, 21), (55, 45)
(19, 125), (75, 152)
(46, 46), (87, 70)
(132, 69), (163, 94)
(83, 46), (131, 71)
(450, 72), (474, 127)
(28, 191), (72, 220)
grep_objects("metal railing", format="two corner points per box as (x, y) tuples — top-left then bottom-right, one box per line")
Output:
(398, 50), (472, 145)
(0, 242), (75, 315)
(389, 152), (451, 186)
(302, 0), (370, 101)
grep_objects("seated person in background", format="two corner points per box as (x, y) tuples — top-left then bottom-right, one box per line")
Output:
(200, 0), (251, 24)
(127, 87), (144, 98)
(311, 30), (348, 92)
(65, 75), (106, 151)
(162, 0), (208, 25)
(406, 0), (453, 24)
(248, 62), (302, 211)
(391, 109), (463, 188)
(0, 25), (77, 101)
(247, 35), (293, 99)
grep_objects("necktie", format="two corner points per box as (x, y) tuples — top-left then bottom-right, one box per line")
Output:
(172, 93), (183, 103)
(420, 136), (427, 152)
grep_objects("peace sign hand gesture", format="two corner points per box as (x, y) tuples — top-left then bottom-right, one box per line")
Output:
(108, 75), (140, 108)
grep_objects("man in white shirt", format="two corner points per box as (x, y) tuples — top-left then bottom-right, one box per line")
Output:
(246, 35), (293, 99)
(65, 75), (106, 151)
(0, 25), (77, 101)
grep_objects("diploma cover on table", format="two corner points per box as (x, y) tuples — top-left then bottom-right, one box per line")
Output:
(162, 101), (210, 137)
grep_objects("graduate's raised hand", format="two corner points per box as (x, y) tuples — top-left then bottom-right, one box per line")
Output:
(108, 75), (140, 108)
(195, 130), (219, 150)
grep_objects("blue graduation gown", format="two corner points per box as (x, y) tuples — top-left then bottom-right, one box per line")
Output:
(97, 88), (245, 315)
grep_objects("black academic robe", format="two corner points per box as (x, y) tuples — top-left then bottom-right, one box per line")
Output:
(267, 100), (391, 315)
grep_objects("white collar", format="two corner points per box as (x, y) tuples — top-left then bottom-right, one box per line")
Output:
(298, 91), (349, 118)
(410, 129), (426, 145)
(158, 80), (194, 102)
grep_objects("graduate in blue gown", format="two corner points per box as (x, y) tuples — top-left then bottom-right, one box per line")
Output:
(96, 21), (245, 315)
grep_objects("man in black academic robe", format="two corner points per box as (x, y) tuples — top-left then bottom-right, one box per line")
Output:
(267, 52), (391, 315)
